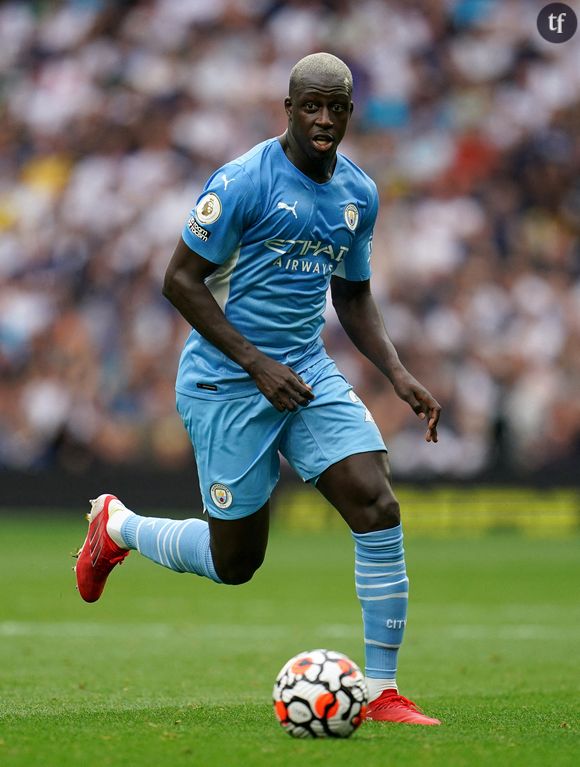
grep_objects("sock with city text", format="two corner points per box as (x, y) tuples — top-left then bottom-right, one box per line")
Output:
(115, 512), (222, 583)
(352, 524), (408, 701)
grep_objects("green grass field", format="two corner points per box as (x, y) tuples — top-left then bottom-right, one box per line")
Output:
(1, 514), (578, 766)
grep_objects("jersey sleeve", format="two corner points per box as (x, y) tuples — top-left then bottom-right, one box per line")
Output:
(334, 182), (378, 281)
(181, 164), (259, 265)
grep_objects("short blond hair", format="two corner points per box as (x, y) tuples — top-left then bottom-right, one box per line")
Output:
(289, 52), (353, 96)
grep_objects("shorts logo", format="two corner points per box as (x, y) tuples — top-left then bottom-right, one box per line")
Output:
(348, 389), (375, 422)
(196, 193), (222, 225)
(210, 482), (233, 509)
(187, 216), (211, 241)
(344, 203), (359, 231)
(364, 408), (375, 423)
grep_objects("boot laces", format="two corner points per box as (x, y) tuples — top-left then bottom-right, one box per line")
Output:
(374, 692), (421, 712)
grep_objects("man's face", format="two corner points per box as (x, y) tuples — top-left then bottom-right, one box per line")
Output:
(285, 73), (353, 162)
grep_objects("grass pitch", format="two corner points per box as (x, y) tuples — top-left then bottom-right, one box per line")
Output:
(0, 513), (578, 767)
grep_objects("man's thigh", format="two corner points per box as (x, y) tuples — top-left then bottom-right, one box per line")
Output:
(208, 500), (271, 584)
(280, 361), (387, 483)
(177, 391), (289, 519)
(316, 451), (400, 532)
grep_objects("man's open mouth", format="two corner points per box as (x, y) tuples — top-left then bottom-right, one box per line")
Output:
(311, 133), (334, 151)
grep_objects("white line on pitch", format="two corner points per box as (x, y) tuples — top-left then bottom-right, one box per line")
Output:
(0, 622), (578, 641)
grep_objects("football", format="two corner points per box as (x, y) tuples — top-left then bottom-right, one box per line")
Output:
(273, 649), (368, 738)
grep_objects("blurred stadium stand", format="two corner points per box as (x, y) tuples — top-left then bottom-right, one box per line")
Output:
(1, 0), (579, 508)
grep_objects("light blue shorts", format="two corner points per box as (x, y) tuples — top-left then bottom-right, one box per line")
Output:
(176, 358), (387, 519)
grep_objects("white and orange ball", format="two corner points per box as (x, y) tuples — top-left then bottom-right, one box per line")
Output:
(273, 649), (368, 738)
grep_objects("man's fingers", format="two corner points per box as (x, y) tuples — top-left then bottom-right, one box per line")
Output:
(291, 374), (315, 400)
(286, 378), (314, 404)
(399, 382), (441, 441)
(425, 408), (440, 442)
(426, 426), (438, 443)
(428, 406), (441, 427)
(407, 395), (422, 415)
(271, 377), (314, 411)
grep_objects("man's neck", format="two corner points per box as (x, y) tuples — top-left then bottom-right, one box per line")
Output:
(279, 133), (337, 183)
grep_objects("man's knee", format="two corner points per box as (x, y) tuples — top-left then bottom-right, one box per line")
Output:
(208, 501), (270, 585)
(353, 488), (400, 533)
(214, 551), (264, 585)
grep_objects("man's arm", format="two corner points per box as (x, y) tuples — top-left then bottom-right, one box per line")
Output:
(330, 275), (440, 442)
(163, 238), (314, 411)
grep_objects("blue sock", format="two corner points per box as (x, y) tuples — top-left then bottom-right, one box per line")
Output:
(121, 515), (222, 583)
(352, 524), (408, 682)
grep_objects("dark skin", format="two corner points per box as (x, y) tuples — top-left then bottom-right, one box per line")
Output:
(280, 73), (354, 182)
(163, 71), (441, 583)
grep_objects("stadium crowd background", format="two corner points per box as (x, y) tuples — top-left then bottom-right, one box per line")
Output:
(0, 0), (578, 483)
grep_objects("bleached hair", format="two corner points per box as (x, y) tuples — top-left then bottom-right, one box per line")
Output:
(289, 52), (353, 96)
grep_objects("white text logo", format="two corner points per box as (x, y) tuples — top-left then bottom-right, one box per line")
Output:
(265, 238), (349, 262)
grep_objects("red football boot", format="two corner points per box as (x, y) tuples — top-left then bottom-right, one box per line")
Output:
(75, 494), (130, 603)
(366, 690), (441, 725)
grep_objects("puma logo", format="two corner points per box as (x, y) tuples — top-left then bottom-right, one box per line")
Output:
(221, 174), (236, 190)
(277, 200), (298, 218)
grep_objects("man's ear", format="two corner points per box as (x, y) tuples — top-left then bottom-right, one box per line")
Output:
(349, 101), (354, 117)
(284, 97), (292, 119)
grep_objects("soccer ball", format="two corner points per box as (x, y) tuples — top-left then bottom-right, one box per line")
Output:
(273, 649), (368, 738)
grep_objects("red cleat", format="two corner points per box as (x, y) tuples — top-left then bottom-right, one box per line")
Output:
(74, 494), (130, 603)
(366, 690), (441, 725)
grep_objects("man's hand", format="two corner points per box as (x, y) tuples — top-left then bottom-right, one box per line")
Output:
(330, 278), (441, 442)
(247, 356), (315, 412)
(391, 369), (441, 443)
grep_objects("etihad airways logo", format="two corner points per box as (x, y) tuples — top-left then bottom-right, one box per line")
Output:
(264, 238), (349, 263)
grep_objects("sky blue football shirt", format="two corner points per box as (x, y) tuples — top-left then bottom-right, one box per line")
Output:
(177, 137), (378, 399)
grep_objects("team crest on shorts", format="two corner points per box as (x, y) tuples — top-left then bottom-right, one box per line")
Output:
(196, 192), (222, 225)
(344, 203), (359, 231)
(210, 482), (233, 509)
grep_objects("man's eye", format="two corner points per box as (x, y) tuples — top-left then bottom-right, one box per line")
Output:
(304, 102), (317, 110)
(333, 104), (346, 112)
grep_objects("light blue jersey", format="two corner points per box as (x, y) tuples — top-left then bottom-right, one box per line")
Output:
(122, 135), (400, 697)
(177, 137), (378, 398)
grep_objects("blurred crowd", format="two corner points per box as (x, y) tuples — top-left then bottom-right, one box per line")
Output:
(0, 0), (579, 480)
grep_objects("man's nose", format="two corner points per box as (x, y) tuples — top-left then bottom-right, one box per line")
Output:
(315, 107), (333, 126)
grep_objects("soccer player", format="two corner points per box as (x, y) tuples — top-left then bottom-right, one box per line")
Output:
(76, 53), (441, 725)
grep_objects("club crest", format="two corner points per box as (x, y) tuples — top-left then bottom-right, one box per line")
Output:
(196, 192), (222, 225)
(344, 203), (359, 231)
(210, 482), (233, 509)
